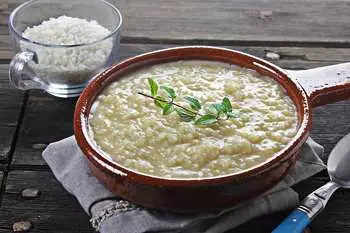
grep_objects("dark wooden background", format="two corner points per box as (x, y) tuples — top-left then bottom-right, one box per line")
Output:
(0, 0), (350, 232)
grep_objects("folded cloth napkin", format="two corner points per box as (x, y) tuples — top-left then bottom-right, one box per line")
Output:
(43, 136), (326, 233)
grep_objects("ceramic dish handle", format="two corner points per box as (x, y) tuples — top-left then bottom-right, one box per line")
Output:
(287, 63), (350, 107)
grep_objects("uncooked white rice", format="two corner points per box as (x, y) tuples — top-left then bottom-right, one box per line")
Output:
(21, 16), (113, 85)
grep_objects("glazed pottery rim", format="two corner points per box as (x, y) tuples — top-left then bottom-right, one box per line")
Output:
(74, 46), (311, 186)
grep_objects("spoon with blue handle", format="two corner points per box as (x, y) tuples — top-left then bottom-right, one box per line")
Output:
(272, 133), (350, 233)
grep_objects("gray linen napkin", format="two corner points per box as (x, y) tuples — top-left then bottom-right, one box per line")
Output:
(43, 136), (325, 233)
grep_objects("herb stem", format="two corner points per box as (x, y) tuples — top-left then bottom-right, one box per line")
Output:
(138, 92), (202, 116)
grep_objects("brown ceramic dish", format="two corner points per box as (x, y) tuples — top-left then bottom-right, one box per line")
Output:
(74, 46), (350, 212)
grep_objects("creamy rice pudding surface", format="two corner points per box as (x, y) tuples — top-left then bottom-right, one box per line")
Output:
(89, 61), (298, 178)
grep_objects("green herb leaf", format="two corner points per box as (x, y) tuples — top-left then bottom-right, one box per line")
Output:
(209, 103), (225, 115)
(195, 114), (218, 125)
(161, 86), (177, 99)
(163, 104), (174, 115)
(227, 110), (240, 118)
(222, 97), (232, 113)
(185, 96), (202, 111)
(175, 108), (196, 122)
(139, 82), (242, 126)
(148, 78), (158, 97)
(154, 95), (167, 109)
(208, 105), (217, 115)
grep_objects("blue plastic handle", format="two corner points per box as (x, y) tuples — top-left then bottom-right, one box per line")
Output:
(272, 209), (311, 233)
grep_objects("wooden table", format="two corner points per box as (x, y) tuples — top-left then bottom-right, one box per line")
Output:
(1, 1), (350, 232)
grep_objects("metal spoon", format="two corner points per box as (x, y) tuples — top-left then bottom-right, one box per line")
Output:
(272, 133), (350, 233)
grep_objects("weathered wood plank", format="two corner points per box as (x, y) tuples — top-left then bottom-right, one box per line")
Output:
(0, 34), (12, 60)
(311, 99), (350, 156)
(118, 0), (350, 43)
(0, 169), (289, 233)
(2, 41), (350, 67)
(0, 171), (4, 207)
(0, 170), (340, 233)
(11, 92), (77, 167)
(0, 64), (24, 163)
(118, 44), (350, 70)
(0, 170), (92, 233)
(2, 0), (350, 45)
(0, 170), (347, 233)
(0, 171), (3, 186)
(11, 43), (350, 167)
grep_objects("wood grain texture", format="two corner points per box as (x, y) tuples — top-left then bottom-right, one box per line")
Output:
(0, 170), (344, 233)
(0, 171), (3, 206)
(0, 171), (3, 188)
(0, 34), (12, 60)
(11, 91), (77, 167)
(0, 64), (24, 163)
(0, 170), (340, 233)
(311, 99), (350, 156)
(119, 44), (350, 70)
(2, 0), (350, 45)
(3, 37), (350, 63)
(0, 170), (93, 233)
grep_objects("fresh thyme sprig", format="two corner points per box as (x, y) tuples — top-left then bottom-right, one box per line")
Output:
(137, 92), (200, 117)
(137, 78), (240, 125)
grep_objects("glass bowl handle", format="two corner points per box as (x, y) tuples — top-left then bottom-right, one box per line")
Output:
(9, 51), (49, 91)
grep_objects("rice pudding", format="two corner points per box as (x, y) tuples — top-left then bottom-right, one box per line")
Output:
(89, 61), (298, 178)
